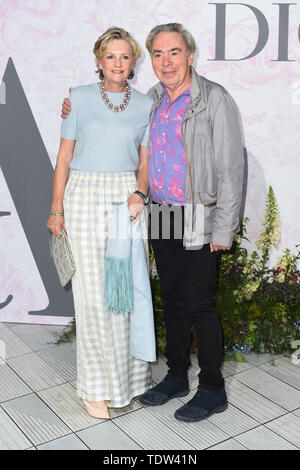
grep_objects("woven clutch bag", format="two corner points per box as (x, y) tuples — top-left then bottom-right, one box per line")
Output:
(48, 228), (76, 286)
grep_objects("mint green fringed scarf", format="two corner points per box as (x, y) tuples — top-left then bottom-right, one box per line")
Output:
(104, 202), (156, 362)
(104, 202), (134, 317)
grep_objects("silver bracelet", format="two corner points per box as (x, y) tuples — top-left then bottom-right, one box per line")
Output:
(50, 211), (64, 216)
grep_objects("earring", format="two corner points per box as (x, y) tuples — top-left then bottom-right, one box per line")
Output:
(128, 68), (134, 80)
(95, 66), (104, 79)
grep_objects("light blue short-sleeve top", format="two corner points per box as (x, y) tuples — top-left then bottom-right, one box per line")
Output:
(61, 82), (153, 172)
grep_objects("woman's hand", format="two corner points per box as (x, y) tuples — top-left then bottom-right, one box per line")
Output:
(127, 193), (144, 223)
(47, 215), (66, 238)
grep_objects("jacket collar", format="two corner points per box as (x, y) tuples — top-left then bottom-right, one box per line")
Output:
(190, 66), (204, 103)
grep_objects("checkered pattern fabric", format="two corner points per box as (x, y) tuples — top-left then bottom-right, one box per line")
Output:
(63, 169), (152, 407)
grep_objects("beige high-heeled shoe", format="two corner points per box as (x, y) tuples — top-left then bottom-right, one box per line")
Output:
(83, 400), (110, 419)
(105, 400), (113, 408)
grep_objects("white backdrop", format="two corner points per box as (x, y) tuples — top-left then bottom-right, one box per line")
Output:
(0, 0), (299, 324)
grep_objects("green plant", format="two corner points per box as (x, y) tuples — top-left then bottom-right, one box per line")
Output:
(216, 187), (300, 360)
(53, 318), (76, 345)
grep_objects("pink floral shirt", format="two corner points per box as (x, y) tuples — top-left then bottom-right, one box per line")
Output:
(149, 84), (191, 205)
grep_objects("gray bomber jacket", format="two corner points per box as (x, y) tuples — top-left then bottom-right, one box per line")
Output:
(147, 66), (245, 250)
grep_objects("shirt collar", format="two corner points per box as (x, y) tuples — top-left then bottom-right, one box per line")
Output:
(161, 82), (191, 100)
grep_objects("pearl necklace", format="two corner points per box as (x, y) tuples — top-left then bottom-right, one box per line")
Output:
(97, 80), (131, 112)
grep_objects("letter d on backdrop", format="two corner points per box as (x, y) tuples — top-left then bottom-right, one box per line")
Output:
(209, 2), (269, 61)
(209, 2), (297, 61)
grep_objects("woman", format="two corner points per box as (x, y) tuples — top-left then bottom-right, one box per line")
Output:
(47, 27), (154, 419)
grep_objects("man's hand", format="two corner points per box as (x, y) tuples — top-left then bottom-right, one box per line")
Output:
(127, 193), (143, 223)
(61, 87), (73, 118)
(210, 243), (230, 252)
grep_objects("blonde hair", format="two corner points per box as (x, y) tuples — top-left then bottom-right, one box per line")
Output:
(93, 26), (142, 64)
(145, 23), (196, 54)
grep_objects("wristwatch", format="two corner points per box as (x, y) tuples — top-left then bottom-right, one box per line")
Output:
(134, 190), (150, 205)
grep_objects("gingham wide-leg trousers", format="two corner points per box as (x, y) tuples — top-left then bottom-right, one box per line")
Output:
(63, 169), (152, 407)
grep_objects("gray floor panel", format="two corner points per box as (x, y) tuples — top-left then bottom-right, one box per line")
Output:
(190, 354), (199, 367)
(37, 433), (89, 450)
(2, 319), (298, 450)
(208, 438), (248, 450)
(258, 358), (300, 390)
(243, 352), (282, 366)
(225, 378), (286, 423)
(37, 383), (109, 431)
(222, 359), (254, 376)
(114, 407), (195, 450)
(207, 403), (259, 437)
(151, 357), (198, 390)
(293, 408), (300, 417)
(233, 367), (300, 410)
(109, 397), (142, 419)
(151, 357), (171, 384)
(10, 324), (57, 352)
(43, 325), (77, 353)
(7, 352), (68, 391)
(234, 425), (298, 450)
(0, 407), (33, 450)
(76, 420), (142, 450)
(0, 364), (32, 402)
(144, 398), (230, 449)
(1, 394), (71, 446)
(36, 345), (77, 383)
(265, 413), (300, 448)
(66, 340), (77, 353)
(282, 355), (300, 368)
(188, 372), (200, 390)
(42, 324), (72, 338)
(0, 327), (32, 358)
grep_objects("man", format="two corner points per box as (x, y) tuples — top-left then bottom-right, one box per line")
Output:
(61, 23), (244, 422)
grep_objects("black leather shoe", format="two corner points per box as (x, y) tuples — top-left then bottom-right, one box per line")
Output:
(139, 375), (190, 406)
(174, 387), (228, 422)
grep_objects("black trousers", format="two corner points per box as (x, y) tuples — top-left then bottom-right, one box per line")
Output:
(149, 202), (224, 391)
